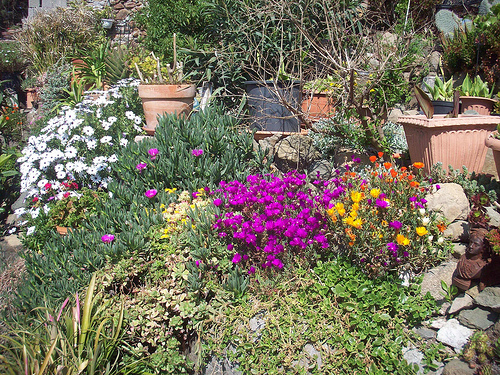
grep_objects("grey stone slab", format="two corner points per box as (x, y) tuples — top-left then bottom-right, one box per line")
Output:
(458, 307), (498, 330)
(474, 287), (500, 312)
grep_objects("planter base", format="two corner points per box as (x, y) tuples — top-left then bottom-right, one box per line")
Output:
(398, 115), (500, 174)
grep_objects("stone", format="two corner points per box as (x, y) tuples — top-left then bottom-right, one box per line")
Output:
(113, 3), (124, 9)
(274, 135), (321, 172)
(115, 9), (130, 20)
(420, 260), (458, 302)
(303, 343), (322, 369)
(442, 359), (476, 375)
(11, 191), (28, 212)
(134, 135), (153, 143)
(474, 287), (500, 312)
(413, 326), (436, 340)
(448, 293), (474, 315)
(430, 318), (448, 330)
(439, 302), (451, 316)
(466, 285), (481, 299)
(308, 159), (333, 180)
(425, 183), (470, 223)
(123, 0), (136, 8)
(436, 318), (473, 350)
(333, 149), (371, 168)
(388, 108), (404, 123)
(258, 134), (281, 157)
(458, 307), (498, 330)
(249, 314), (266, 343)
(452, 243), (467, 259)
(402, 346), (424, 373)
(429, 51), (442, 73)
(443, 221), (469, 242)
(485, 206), (500, 228)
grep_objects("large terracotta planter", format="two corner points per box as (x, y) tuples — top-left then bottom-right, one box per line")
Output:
(398, 114), (500, 174)
(485, 132), (500, 177)
(460, 96), (497, 116)
(301, 91), (336, 121)
(138, 84), (197, 135)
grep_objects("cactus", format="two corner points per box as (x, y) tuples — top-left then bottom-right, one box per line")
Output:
(479, 0), (500, 15)
(435, 9), (462, 37)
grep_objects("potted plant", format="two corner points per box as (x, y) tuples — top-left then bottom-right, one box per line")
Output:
(21, 75), (39, 109)
(398, 87), (500, 174)
(301, 75), (340, 122)
(459, 74), (497, 115)
(48, 187), (107, 235)
(423, 76), (454, 114)
(132, 34), (196, 135)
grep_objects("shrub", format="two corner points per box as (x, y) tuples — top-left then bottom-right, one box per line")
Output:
(17, 79), (144, 200)
(112, 106), (268, 194)
(15, 4), (105, 75)
(0, 41), (26, 73)
(325, 155), (449, 277)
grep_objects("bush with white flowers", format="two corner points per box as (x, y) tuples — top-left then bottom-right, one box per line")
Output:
(18, 79), (144, 200)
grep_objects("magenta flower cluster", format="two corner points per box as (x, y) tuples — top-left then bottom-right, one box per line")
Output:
(213, 172), (335, 273)
(101, 234), (115, 243)
(192, 149), (203, 157)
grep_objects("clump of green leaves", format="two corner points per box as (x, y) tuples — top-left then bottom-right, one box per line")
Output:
(203, 258), (437, 374)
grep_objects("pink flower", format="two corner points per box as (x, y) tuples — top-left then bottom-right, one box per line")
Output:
(136, 162), (147, 171)
(213, 198), (222, 207)
(148, 148), (159, 160)
(145, 189), (157, 198)
(248, 266), (256, 275)
(32, 197), (39, 203)
(192, 149), (204, 157)
(101, 234), (115, 243)
(44, 183), (52, 190)
(232, 253), (242, 263)
(63, 192), (70, 198)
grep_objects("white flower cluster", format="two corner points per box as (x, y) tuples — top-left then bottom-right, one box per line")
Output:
(18, 79), (143, 198)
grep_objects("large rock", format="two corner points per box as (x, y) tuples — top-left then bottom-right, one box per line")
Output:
(425, 183), (470, 223)
(308, 159), (333, 180)
(443, 221), (469, 242)
(274, 135), (321, 172)
(474, 287), (500, 312)
(452, 243), (467, 259)
(448, 293), (474, 315)
(442, 359), (475, 375)
(436, 318), (473, 351)
(458, 307), (498, 330)
(420, 260), (458, 302)
(485, 206), (500, 228)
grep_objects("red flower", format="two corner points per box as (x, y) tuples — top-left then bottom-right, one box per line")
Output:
(369, 155), (377, 163)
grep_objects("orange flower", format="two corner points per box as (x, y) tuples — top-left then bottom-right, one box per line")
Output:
(369, 155), (377, 162)
(349, 241), (355, 246)
(413, 162), (424, 169)
(350, 172), (356, 177)
(410, 181), (420, 188)
(390, 169), (397, 177)
(401, 167), (407, 171)
(437, 223), (447, 233)
(378, 152), (384, 158)
(384, 162), (392, 170)
(5, 116), (9, 120)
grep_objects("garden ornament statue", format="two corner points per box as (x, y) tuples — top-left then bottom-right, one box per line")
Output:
(452, 228), (490, 291)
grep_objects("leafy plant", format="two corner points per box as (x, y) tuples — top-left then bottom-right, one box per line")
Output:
(0, 274), (128, 374)
(424, 76), (455, 101)
(459, 74), (495, 98)
(0, 41), (26, 73)
(440, 280), (458, 303)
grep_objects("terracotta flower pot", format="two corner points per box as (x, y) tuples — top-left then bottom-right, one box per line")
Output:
(485, 132), (500, 177)
(56, 226), (73, 236)
(301, 91), (336, 122)
(138, 84), (197, 135)
(398, 114), (500, 174)
(460, 96), (497, 116)
(25, 88), (38, 109)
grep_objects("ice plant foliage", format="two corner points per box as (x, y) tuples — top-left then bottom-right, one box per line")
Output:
(325, 154), (448, 277)
(212, 172), (331, 273)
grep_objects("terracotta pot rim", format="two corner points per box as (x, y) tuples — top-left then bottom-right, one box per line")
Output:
(485, 132), (500, 150)
(460, 96), (498, 103)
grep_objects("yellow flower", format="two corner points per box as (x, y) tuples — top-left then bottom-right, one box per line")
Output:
(351, 191), (363, 203)
(160, 204), (165, 209)
(327, 208), (336, 217)
(352, 218), (363, 229)
(396, 234), (410, 246)
(338, 208), (346, 217)
(370, 188), (381, 198)
(416, 227), (428, 236)
(335, 203), (346, 216)
(349, 210), (358, 218)
(381, 220), (388, 226)
(344, 217), (354, 226)
(352, 202), (360, 211)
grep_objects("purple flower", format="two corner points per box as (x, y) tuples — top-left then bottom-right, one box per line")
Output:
(387, 242), (398, 252)
(409, 196), (417, 202)
(435, 184), (441, 190)
(232, 253), (242, 263)
(148, 148), (159, 160)
(101, 234), (115, 243)
(192, 149), (204, 157)
(145, 189), (157, 198)
(227, 244), (234, 251)
(403, 251), (409, 257)
(136, 162), (147, 171)
(213, 198), (222, 207)
(375, 198), (389, 208)
(196, 260), (201, 267)
(248, 266), (256, 274)
(389, 221), (402, 230)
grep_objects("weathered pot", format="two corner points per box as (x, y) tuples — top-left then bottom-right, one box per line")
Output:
(301, 91), (336, 122)
(485, 132), (500, 177)
(460, 96), (497, 116)
(25, 88), (38, 109)
(398, 114), (500, 174)
(138, 84), (197, 134)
